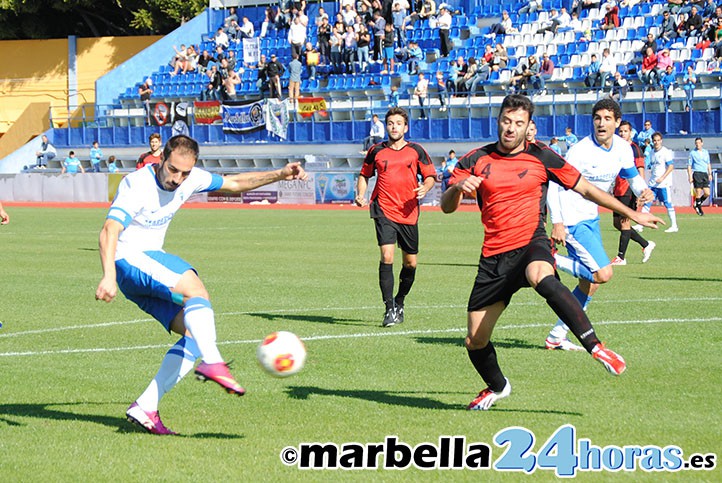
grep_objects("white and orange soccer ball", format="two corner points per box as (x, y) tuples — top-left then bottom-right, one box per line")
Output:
(256, 331), (306, 377)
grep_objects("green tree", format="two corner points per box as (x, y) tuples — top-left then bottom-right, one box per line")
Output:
(0, 0), (206, 39)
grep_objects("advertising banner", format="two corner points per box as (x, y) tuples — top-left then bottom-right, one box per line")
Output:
(277, 173), (316, 204)
(315, 173), (355, 204)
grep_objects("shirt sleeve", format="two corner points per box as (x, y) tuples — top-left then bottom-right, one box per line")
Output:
(107, 176), (143, 228)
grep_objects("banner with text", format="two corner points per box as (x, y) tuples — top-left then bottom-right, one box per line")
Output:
(243, 37), (260, 64)
(222, 99), (265, 133)
(193, 100), (222, 124)
(297, 97), (328, 118)
(315, 173), (355, 204)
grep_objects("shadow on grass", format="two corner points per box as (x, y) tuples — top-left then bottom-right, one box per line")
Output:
(636, 276), (722, 283)
(413, 337), (541, 351)
(285, 386), (582, 416)
(418, 262), (477, 268)
(0, 402), (243, 439)
(247, 312), (366, 326)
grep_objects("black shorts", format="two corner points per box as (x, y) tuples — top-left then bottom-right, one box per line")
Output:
(374, 215), (419, 254)
(467, 235), (556, 312)
(692, 171), (710, 189)
(613, 190), (637, 220)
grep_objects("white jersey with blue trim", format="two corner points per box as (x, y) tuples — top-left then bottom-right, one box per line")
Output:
(107, 165), (224, 259)
(648, 146), (675, 189)
(548, 134), (638, 227)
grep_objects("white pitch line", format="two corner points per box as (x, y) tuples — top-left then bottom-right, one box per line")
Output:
(0, 317), (720, 358)
(2, 296), (721, 339)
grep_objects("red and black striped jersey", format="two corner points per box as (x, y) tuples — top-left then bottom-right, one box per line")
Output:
(450, 141), (581, 257)
(613, 141), (645, 197)
(360, 141), (436, 225)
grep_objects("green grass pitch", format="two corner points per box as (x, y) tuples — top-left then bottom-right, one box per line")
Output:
(0, 206), (720, 481)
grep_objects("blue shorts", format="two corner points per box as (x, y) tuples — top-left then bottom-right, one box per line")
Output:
(564, 217), (609, 273)
(116, 250), (194, 331)
(384, 46), (394, 60)
(651, 186), (671, 204)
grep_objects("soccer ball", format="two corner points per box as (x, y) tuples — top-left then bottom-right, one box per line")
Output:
(257, 331), (306, 377)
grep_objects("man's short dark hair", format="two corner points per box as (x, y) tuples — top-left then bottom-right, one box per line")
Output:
(592, 98), (622, 121)
(163, 135), (199, 164)
(69, 151), (75, 156)
(695, 137), (703, 142)
(385, 107), (409, 125)
(619, 120), (632, 130)
(500, 94), (535, 118)
(449, 149), (455, 155)
(652, 132), (663, 141)
(149, 133), (161, 142)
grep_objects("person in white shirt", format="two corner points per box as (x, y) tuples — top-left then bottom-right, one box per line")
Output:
(362, 114), (386, 152)
(437, 5), (453, 57)
(545, 98), (654, 350)
(214, 27), (229, 50)
(96, 134), (307, 435)
(598, 48), (616, 90)
(643, 132), (678, 232)
(288, 15), (307, 57)
(239, 16), (254, 38)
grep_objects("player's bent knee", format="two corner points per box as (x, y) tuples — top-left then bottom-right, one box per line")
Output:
(594, 266), (613, 284)
(465, 335), (489, 351)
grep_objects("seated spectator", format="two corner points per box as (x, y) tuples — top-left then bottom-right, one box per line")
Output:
(538, 8), (570, 34)
(197, 49), (214, 73)
(492, 43), (508, 69)
(226, 19), (242, 43)
(509, 55), (530, 93)
(458, 56), (478, 96)
(35, 134), (56, 168)
(600, 4), (619, 30)
(676, 13), (689, 39)
(549, 137), (562, 155)
(488, 10), (517, 36)
(448, 56), (466, 96)
(239, 17), (255, 39)
(304, 42), (320, 80)
(62, 151), (85, 174)
(685, 6), (704, 37)
(538, 52), (554, 93)
(170, 44), (188, 75)
(362, 114), (385, 152)
(107, 155), (118, 173)
(638, 46), (660, 88)
(569, 11), (583, 31)
(584, 53), (602, 89)
(610, 71), (629, 101)
(467, 56), (491, 95)
(224, 7), (238, 29)
(519, 0), (543, 14)
(598, 47), (616, 89)
(214, 27), (230, 51)
(660, 10), (677, 40)
(403, 0), (437, 30)
(657, 48), (673, 72)
(405, 40), (423, 75)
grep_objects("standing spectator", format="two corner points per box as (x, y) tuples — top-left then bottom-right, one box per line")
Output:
(136, 133), (163, 170)
(660, 64), (676, 111)
(436, 70), (449, 110)
(138, 78), (153, 126)
(354, 107), (436, 327)
(107, 155), (118, 173)
(392, 1), (407, 48)
(287, 53), (302, 107)
(357, 24), (371, 73)
(557, 127), (579, 147)
(255, 54), (269, 96)
(62, 151), (85, 174)
(343, 24), (358, 74)
(682, 64), (697, 111)
(200, 64), (222, 101)
(361, 113), (386, 152)
(317, 17), (331, 65)
(0, 201), (9, 225)
(439, 149), (457, 192)
(330, 26), (344, 74)
(688, 137), (713, 215)
(90, 140), (103, 173)
(35, 134), (56, 169)
(414, 72), (429, 119)
(389, 84), (400, 107)
(437, 5), (452, 58)
(222, 67), (241, 100)
(266, 54), (285, 99)
(371, 10), (386, 62)
(288, 16), (307, 58)
(382, 23), (395, 74)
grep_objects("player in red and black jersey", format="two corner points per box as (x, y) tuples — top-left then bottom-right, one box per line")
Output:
(440, 95), (662, 411)
(136, 133), (163, 170)
(611, 120), (655, 265)
(355, 107), (436, 327)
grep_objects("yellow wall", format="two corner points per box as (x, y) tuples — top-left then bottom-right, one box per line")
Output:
(0, 36), (161, 135)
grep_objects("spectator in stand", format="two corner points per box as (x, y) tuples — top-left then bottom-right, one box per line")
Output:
(676, 13), (690, 39)
(492, 43), (508, 69)
(403, 0), (437, 31)
(448, 56), (466, 97)
(107, 155), (118, 173)
(255, 54), (269, 96)
(266, 54), (285, 99)
(711, 4), (722, 21)
(482, 44), (494, 65)
(317, 17), (331, 65)
(635, 119), (655, 146)
(696, 18), (715, 49)
(610, 70), (629, 101)
(468, 56), (491, 94)
(343, 24), (358, 74)
(600, 3), (619, 30)
(170, 45), (188, 76)
(584, 53), (602, 89)
(295, 6), (309, 27)
(685, 5), (704, 37)
(703, 0), (717, 18)
(569, 11), (583, 32)
(598, 47), (616, 90)
(638, 47), (660, 89)
(436, 70), (449, 110)
(90, 140), (103, 173)
(239, 16), (255, 39)
(371, 10), (386, 62)
(304, 42), (320, 80)
(223, 66), (241, 100)
(389, 84), (400, 107)
(288, 16), (307, 58)
(458, 57), (478, 96)
(414, 72), (429, 119)
(260, 7), (275, 38)
(392, 2), (407, 48)
(361, 113), (385, 152)
(682, 64), (697, 111)
(35, 134), (56, 169)
(213, 45), (226, 64)
(509, 56), (529, 94)
(538, 53), (554, 94)
(640, 33), (657, 54)
(438, 149), (458, 192)
(660, 64), (676, 110)
(657, 48), (673, 72)
(660, 10), (677, 40)
(406, 40), (423, 74)
(201, 64), (222, 101)
(226, 19), (242, 43)
(62, 151), (85, 174)
(382, 23), (395, 74)
(537, 8), (569, 34)
(549, 137), (562, 155)
(224, 7), (238, 29)
(197, 50), (213, 73)
(287, 53), (302, 107)
(226, 49), (238, 72)
(437, 5), (452, 58)
(557, 127), (579, 147)
(136, 133), (162, 170)
(357, 25), (371, 73)
(214, 27), (230, 51)
(138, 78), (153, 126)
(519, 0), (543, 14)
(488, 10), (517, 36)
(330, 25), (344, 74)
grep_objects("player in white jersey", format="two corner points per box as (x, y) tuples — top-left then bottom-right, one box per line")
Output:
(643, 132), (678, 232)
(545, 99), (654, 350)
(95, 135), (306, 435)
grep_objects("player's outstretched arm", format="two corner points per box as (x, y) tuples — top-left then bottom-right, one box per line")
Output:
(441, 175), (482, 213)
(96, 219), (123, 303)
(220, 162), (307, 193)
(573, 177), (664, 229)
